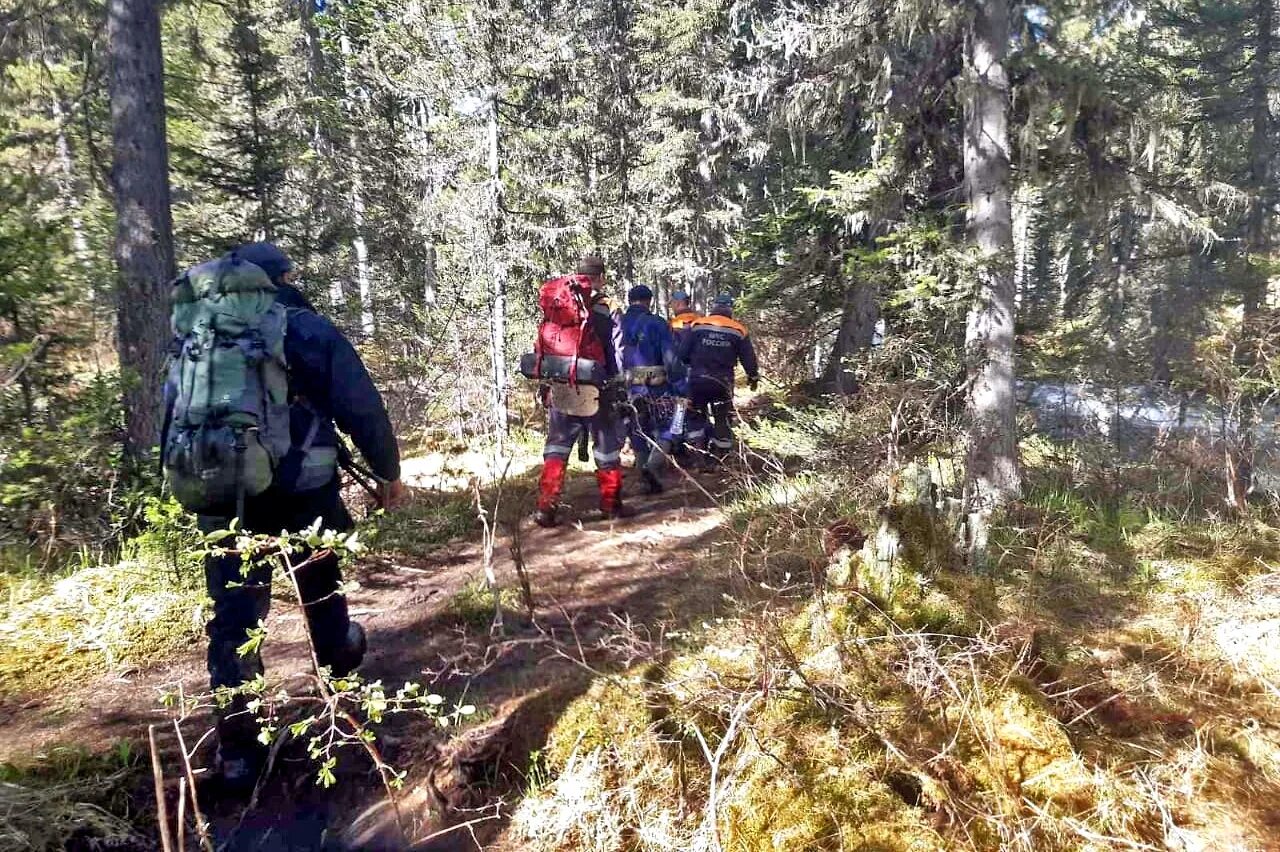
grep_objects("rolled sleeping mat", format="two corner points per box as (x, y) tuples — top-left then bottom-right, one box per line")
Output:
(518, 352), (604, 385)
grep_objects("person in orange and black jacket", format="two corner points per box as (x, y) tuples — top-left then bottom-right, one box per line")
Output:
(677, 293), (759, 465)
(668, 289), (701, 346)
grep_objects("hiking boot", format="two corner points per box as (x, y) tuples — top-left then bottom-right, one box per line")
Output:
(596, 502), (636, 522)
(533, 506), (560, 528)
(207, 745), (266, 801)
(328, 621), (366, 677)
(640, 469), (664, 495)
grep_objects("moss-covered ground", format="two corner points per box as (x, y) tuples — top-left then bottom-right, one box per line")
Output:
(6, 416), (1280, 851)
(508, 427), (1280, 851)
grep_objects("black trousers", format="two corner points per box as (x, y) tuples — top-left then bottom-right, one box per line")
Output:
(689, 375), (735, 453)
(199, 478), (354, 760)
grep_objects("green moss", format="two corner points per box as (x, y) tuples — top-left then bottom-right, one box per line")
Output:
(722, 731), (944, 851)
(901, 587), (974, 635)
(442, 576), (526, 630)
(0, 557), (205, 696)
(958, 678), (1085, 801)
(543, 666), (662, 772)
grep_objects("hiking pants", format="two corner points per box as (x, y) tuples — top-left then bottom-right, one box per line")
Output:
(543, 406), (623, 469)
(688, 376), (735, 457)
(539, 407), (624, 512)
(199, 477), (354, 761)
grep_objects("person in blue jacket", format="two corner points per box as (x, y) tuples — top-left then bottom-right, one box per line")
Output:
(619, 285), (682, 493)
(184, 241), (406, 794)
(677, 294), (759, 464)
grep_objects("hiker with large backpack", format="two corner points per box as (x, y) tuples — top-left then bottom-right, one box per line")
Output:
(161, 241), (405, 795)
(619, 284), (682, 494)
(523, 255), (628, 527)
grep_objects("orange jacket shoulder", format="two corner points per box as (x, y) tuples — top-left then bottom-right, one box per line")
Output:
(671, 311), (702, 329)
(692, 314), (748, 336)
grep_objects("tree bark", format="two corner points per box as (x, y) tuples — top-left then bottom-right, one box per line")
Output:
(487, 94), (509, 436)
(52, 99), (94, 292)
(1247, 0), (1273, 294)
(1231, 0), (1273, 508)
(297, 0), (346, 312)
(962, 0), (1020, 535)
(820, 279), (877, 394)
(231, 0), (275, 239)
(337, 29), (375, 336)
(352, 186), (375, 336)
(610, 0), (637, 287)
(107, 0), (176, 461)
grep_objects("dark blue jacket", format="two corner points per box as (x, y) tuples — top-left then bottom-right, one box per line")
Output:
(275, 285), (401, 484)
(678, 313), (760, 386)
(620, 306), (680, 374)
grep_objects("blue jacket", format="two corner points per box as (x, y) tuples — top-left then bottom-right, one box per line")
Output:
(620, 306), (680, 374)
(275, 285), (401, 484)
(678, 313), (759, 386)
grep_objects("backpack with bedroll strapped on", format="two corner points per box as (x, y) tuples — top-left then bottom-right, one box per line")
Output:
(162, 253), (292, 517)
(518, 274), (605, 386)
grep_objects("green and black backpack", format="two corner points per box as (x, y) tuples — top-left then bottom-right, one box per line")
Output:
(162, 253), (292, 516)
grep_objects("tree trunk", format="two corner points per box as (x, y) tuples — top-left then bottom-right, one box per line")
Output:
(352, 185), (375, 336)
(1231, 0), (1273, 508)
(820, 279), (877, 394)
(962, 0), (1019, 562)
(338, 30), (375, 336)
(231, 0), (275, 239)
(423, 242), (438, 308)
(487, 95), (509, 436)
(611, 0), (637, 287)
(297, 0), (345, 312)
(52, 99), (94, 293)
(1057, 217), (1091, 321)
(1247, 0), (1273, 302)
(107, 0), (176, 461)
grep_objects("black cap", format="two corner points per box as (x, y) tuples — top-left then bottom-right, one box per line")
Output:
(628, 284), (654, 302)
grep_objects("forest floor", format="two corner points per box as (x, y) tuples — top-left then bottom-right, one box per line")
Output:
(0, 445), (739, 850)
(6, 431), (1280, 851)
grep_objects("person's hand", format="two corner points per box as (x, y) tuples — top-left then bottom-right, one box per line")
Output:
(378, 478), (409, 510)
(748, 376), (759, 392)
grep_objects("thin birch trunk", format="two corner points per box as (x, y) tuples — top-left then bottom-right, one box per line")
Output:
(487, 94), (509, 436)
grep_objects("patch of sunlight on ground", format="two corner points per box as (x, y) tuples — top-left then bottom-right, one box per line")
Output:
(401, 446), (542, 491)
(613, 510), (722, 547)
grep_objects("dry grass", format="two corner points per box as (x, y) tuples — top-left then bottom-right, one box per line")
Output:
(0, 744), (147, 852)
(0, 557), (205, 697)
(0, 778), (139, 851)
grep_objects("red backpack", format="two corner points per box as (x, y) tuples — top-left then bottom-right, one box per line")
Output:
(534, 275), (605, 380)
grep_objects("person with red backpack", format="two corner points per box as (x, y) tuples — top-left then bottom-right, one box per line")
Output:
(532, 256), (630, 527)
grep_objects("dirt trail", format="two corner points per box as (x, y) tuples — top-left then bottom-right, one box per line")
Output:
(0, 462), (731, 848)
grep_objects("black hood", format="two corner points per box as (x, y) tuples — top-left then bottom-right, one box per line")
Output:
(274, 283), (318, 312)
(232, 241), (294, 283)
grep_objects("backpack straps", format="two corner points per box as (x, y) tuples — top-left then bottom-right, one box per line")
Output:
(569, 285), (591, 387)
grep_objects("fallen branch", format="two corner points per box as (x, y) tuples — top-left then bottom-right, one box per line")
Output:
(0, 333), (51, 389)
(147, 725), (175, 852)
